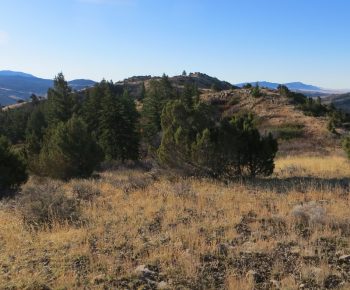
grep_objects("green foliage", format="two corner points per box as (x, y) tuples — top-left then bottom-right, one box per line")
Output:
(181, 82), (200, 109)
(229, 114), (278, 177)
(0, 104), (34, 143)
(243, 83), (253, 89)
(141, 75), (175, 149)
(81, 81), (140, 161)
(99, 89), (140, 161)
(158, 100), (278, 178)
(0, 136), (28, 193)
(25, 106), (47, 155)
(45, 73), (77, 126)
(251, 83), (262, 98)
(38, 116), (102, 180)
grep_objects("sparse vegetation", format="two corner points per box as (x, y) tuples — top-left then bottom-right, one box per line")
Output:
(271, 122), (305, 140)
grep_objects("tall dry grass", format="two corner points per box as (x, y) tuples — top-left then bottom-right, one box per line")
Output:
(0, 155), (349, 289)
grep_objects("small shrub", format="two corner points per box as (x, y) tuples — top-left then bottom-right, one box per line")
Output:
(172, 180), (197, 199)
(251, 83), (262, 98)
(19, 181), (81, 229)
(71, 180), (101, 201)
(291, 202), (326, 225)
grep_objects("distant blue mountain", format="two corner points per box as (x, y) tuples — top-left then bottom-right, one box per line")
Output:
(236, 81), (322, 92)
(0, 70), (35, 78)
(0, 70), (96, 106)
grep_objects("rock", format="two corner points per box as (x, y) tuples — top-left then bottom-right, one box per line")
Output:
(324, 275), (343, 289)
(135, 264), (153, 274)
(157, 281), (168, 289)
(339, 254), (350, 263)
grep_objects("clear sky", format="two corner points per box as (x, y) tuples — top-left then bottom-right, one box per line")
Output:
(0, 0), (349, 89)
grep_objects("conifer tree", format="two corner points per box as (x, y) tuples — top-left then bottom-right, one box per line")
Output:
(0, 136), (27, 193)
(39, 116), (102, 180)
(98, 87), (139, 161)
(45, 73), (75, 126)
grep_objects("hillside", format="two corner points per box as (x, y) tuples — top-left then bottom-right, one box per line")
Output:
(0, 71), (96, 106)
(202, 88), (342, 156)
(324, 93), (350, 113)
(236, 81), (346, 97)
(1, 74), (350, 289)
(1, 156), (350, 289)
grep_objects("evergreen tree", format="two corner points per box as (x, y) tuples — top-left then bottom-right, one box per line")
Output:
(0, 136), (27, 193)
(181, 83), (198, 109)
(158, 100), (278, 178)
(39, 116), (102, 180)
(140, 82), (146, 100)
(98, 87), (139, 161)
(45, 73), (75, 126)
(25, 106), (47, 156)
(141, 77), (175, 149)
(230, 114), (278, 177)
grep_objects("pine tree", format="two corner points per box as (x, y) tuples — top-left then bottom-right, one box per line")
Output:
(98, 86), (139, 161)
(141, 77), (175, 150)
(45, 73), (75, 127)
(39, 116), (102, 180)
(26, 107), (47, 156)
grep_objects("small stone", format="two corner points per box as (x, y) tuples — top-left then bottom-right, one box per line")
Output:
(157, 281), (168, 289)
(339, 254), (350, 262)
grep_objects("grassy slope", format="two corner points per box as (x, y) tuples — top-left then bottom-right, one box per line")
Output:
(1, 156), (350, 289)
(1, 90), (350, 289)
(202, 88), (342, 156)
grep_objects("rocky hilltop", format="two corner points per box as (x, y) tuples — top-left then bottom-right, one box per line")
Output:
(116, 72), (236, 99)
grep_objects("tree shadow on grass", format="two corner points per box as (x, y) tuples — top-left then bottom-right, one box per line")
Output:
(236, 177), (350, 195)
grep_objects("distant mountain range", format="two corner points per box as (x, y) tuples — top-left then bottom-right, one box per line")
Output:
(1, 70), (349, 107)
(0, 71), (96, 106)
(235, 81), (349, 97)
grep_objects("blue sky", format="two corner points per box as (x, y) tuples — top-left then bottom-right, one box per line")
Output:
(0, 0), (349, 89)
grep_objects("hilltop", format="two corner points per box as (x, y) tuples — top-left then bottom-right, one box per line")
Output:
(117, 72), (236, 99)
(201, 88), (342, 156)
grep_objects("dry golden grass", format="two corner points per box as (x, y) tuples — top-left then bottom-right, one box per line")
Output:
(0, 155), (350, 289)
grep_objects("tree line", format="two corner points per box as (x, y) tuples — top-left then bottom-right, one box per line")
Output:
(1, 73), (279, 194)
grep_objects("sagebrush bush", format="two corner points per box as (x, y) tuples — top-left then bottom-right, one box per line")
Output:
(291, 201), (327, 225)
(19, 180), (81, 229)
(71, 179), (101, 201)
